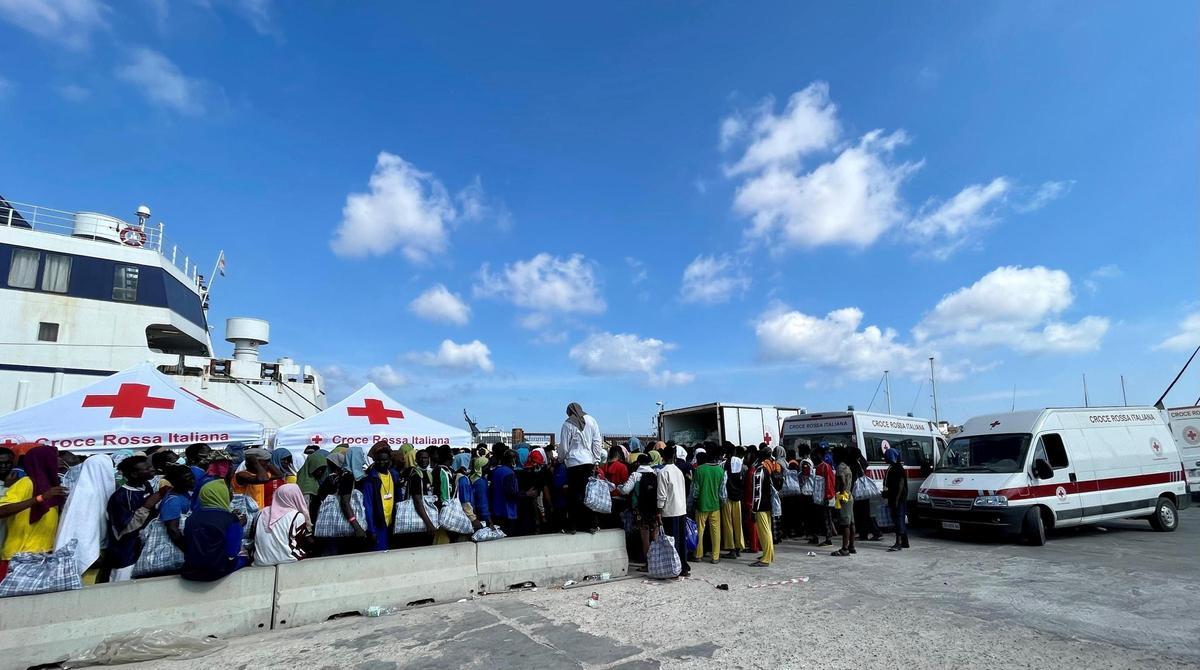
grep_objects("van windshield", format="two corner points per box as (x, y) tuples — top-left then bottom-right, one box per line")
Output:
(937, 434), (1032, 473)
(785, 432), (855, 457)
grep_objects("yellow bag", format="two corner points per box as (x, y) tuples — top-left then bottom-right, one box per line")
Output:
(834, 491), (851, 509)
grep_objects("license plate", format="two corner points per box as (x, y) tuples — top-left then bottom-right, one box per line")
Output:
(941, 521), (961, 530)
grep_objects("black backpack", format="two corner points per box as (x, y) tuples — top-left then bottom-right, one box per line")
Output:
(636, 471), (659, 517)
(725, 463), (744, 501)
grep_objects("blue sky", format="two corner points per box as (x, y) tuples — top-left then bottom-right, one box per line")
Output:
(2, 1), (1197, 435)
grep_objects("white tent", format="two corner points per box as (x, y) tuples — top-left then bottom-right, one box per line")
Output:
(0, 362), (264, 453)
(274, 383), (472, 455)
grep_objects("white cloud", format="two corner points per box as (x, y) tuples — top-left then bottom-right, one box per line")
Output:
(569, 332), (693, 386)
(756, 306), (929, 380)
(1155, 312), (1200, 352)
(724, 82), (840, 175)
(0, 0), (109, 49)
(680, 254), (751, 304)
(648, 370), (696, 387)
(476, 253), (605, 327)
(625, 257), (647, 285)
(232, 0), (274, 35)
(916, 266), (1071, 339)
(907, 177), (1011, 259)
(407, 339), (494, 373)
(1015, 179), (1074, 213)
(114, 48), (208, 116)
(1082, 264), (1122, 294)
(367, 364), (407, 388)
(409, 284), (470, 325)
(915, 265), (1108, 354)
(56, 83), (89, 101)
(331, 152), (472, 262)
(733, 129), (921, 249)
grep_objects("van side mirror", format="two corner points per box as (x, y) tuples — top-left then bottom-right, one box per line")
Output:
(1033, 459), (1053, 480)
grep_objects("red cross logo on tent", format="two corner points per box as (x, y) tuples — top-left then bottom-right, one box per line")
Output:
(763, 432), (772, 444)
(346, 399), (404, 425)
(82, 383), (175, 418)
(0, 436), (24, 449)
(310, 434), (324, 444)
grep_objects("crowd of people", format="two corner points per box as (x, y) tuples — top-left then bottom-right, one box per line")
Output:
(0, 403), (914, 595)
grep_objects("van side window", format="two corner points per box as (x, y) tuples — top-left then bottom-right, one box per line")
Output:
(1040, 433), (1069, 469)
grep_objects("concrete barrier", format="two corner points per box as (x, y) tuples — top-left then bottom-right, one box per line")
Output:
(475, 529), (628, 592)
(273, 542), (478, 629)
(0, 566), (275, 669)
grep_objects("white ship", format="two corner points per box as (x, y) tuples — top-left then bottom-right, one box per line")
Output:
(0, 197), (326, 430)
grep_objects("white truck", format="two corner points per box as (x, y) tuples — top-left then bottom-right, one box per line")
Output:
(1166, 405), (1200, 499)
(657, 402), (803, 447)
(779, 410), (944, 507)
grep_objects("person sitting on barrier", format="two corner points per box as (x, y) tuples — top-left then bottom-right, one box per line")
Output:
(0, 445), (67, 582)
(488, 450), (520, 537)
(106, 455), (169, 582)
(360, 441), (400, 551)
(53, 453), (115, 580)
(394, 448), (438, 548)
(296, 448), (328, 513)
(160, 465), (194, 553)
(314, 450), (368, 555)
(253, 482), (311, 566)
(234, 447), (283, 509)
(182, 480), (248, 581)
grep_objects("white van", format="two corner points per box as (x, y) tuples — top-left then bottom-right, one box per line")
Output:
(1166, 405), (1200, 498)
(916, 406), (1189, 545)
(780, 410), (944, 508)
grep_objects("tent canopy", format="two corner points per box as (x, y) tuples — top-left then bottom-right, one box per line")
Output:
(0, 363), (264, 453)
(274, 383), (472, 455)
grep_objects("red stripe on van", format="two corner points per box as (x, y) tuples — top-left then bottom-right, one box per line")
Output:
(924, 470), (1181, 500)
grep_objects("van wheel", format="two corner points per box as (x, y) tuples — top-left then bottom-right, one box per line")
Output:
(1149, 498), (1178, 532)
(1022, 507), (1046, 546)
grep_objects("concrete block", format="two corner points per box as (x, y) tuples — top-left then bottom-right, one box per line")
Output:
(273, 543), (478, 629)
(0, 566), (275, 669)
(476, 529), (628, 592)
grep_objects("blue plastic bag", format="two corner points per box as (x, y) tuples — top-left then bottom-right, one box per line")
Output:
(684, 516), (699, 552)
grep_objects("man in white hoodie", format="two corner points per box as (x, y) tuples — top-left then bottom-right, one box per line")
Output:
(559, 403), (606, 534)
(655, 443), (690, 578)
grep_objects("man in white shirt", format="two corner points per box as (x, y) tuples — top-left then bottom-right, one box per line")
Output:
(655, 444), (690, 578)
(559, 403), (603, 534)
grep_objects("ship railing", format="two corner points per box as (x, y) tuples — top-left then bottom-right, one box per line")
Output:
(0, 200), (205, 288)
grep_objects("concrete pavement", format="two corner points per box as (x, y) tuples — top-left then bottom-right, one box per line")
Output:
(113, 507), (1200, 669)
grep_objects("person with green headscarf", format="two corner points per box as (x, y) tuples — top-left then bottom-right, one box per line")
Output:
(464, 454), (490, 529)
(295, 449), (328, 509)
(181, 481), (247, 582)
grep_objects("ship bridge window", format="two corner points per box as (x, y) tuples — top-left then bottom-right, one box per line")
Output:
(113, 265), (139, 302)
(146, 324), (210, 357)
(7, 249), (39, 289)
(42, 254), (71, 293)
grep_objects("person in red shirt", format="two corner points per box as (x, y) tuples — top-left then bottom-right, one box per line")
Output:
(598, 446), (630, 529)
(812, 444), (836, 547)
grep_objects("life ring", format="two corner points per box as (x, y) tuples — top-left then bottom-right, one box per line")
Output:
(119, 226), (146, 247)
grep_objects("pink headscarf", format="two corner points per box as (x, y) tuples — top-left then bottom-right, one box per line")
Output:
(265, 483), (310, 530)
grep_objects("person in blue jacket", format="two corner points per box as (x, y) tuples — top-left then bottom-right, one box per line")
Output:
(488, 451), (520, 536)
